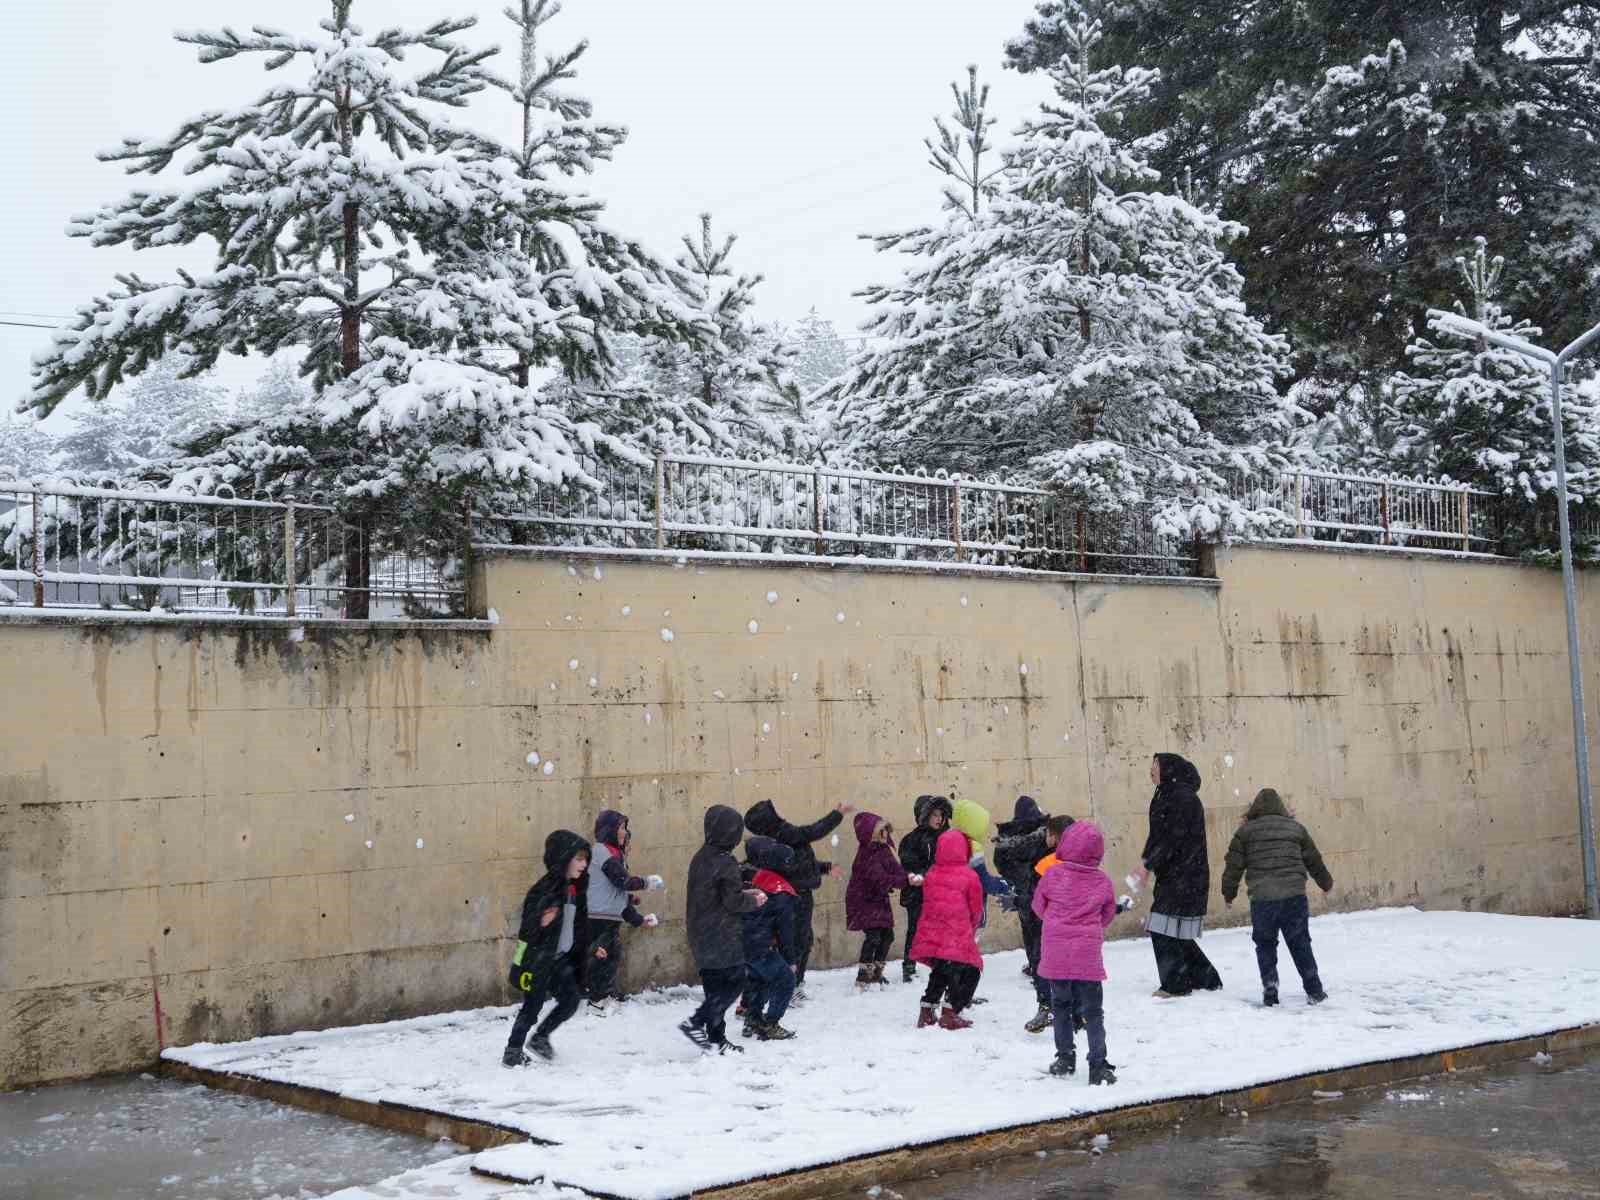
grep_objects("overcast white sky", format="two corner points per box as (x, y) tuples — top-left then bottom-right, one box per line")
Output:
(2, 1), (1052, 428)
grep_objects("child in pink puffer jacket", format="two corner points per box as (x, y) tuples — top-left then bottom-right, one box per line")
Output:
(1032, 817), (1120, 1084)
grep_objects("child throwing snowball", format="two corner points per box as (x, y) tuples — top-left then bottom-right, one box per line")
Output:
(1220, 788), (1333, 1007)
(682, 805), (768, 1053)
(910, 828), (985, 1029)
(897, 796), (952, 982)
(1033, 818), (1119, 1084)
(740, 836), (801, 1040)
(845, 812), (919, 988)
(504, 831), (593, 1066)
(585, 809), (665, 1016)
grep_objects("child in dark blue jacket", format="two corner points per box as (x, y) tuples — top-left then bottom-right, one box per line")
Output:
(740, 836), (801, 1040)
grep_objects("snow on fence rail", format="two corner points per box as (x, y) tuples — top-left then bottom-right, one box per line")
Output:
(0, 480), (461, 619)
(1225, 467), (1497, 551)
(478, 453), (1199, 576)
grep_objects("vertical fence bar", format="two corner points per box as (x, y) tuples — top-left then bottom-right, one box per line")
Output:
(952, 483), (964, 562)
(31, 489), (44, 607)
(1459, 490), (1471, 553)
(1380, 482), (1391, 545)
(812, 470), (824, 556)
(283, 503), (297, 618)
(1076, 510), (1088, 571)
(654, 455), (665, 550)
(1293, 473), (1305, 539)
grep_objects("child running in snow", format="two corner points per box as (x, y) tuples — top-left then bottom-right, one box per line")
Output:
(1220, 788), (1334, 1007)
(740, 836), (801, 1040)
(910, 828), (985, 1029)
(897, 796), (952, 982)
(682, 805), (768, 1053)
(504, 831), (593, 1066)
(585, 809), (666, 1016)
(1032, 817), (1119, 1084)
(845, 812), (920, 988)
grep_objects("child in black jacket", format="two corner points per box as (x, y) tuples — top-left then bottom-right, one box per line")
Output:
(741, 836), (801, 1040)
(504, 830), (593, 1066)
(897, 796), (952, 982)
(682, 805), (767, 1053)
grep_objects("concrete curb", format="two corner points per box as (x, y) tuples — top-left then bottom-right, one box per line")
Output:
(469, 1023), (1600, 1200)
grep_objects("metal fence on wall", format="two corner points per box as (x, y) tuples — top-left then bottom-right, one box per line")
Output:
(0, 480), (461, 618)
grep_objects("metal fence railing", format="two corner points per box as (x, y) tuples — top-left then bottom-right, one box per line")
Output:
(475, 454), (1202, 576)
(0, 480), (463, 618)
(1224, 467), (1496, 552)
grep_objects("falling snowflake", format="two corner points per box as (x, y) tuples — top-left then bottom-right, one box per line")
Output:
(713, 689), (726, 700)
(343, 813), (355, 823)
(762, 722), (771, 734)
(526, 751), (541, 765)
(766, 591), (779, 604)
(621, 605), (632, 616)
(660, 628), (675, 642)
(960, 595), (969, 607)
(416, 838), (425, 849)
(1224, 753), (1235, 768)
(569, 659), (579, 670)
(365, 840), (374, 849)
(644, 710), (652, 725)
(1019, 663), (1029, 676)
(567, 566), (577, 577)
(747, 620), (759, 634)
(592, 565), (604, 581)
(791, 672), (799, 683)
(542, 761), (555, 776)
(589, 676), (598, 688)
(835, 611), (846, 622)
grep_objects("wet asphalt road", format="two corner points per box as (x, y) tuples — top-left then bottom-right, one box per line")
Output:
(861, 1048), (1599, 1200)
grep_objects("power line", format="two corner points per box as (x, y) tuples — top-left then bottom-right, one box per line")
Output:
(0, 319), (68, 330)
(0, 310), (75, 320)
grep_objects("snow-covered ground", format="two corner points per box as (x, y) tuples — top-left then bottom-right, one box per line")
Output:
(163, 909), (1600, 1200)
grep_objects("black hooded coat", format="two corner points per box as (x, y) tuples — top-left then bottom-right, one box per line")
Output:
(510, 830), (592, 990)
(898, 795), (952, 909)
(687, 805), (763, 971)
(743, 799), (843, 892)
(993, 795), (1053, 906)
(1142, 754), (1211, 919)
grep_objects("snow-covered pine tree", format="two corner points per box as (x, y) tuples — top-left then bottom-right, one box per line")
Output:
(927, 65), (1004, 220)
(25, 1), (701, 614)
(53, 357), (230, 482)
(1390, 238), (1600, 551)
(835, 2), (1297, 539)
(785, 308), (851, 399)
(0, 418), (54, 480)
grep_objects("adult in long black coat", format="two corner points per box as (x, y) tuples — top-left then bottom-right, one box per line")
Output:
(1139, 752), (1223, 997)
(744, 798), (851, 995)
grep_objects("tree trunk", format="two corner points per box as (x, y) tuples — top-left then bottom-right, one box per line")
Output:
(336, 84), (370, 618)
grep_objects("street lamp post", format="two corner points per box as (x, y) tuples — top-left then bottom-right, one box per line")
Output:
(1429, 309), (1600, 919)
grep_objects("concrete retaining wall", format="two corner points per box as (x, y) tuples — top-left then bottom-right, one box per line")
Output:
(3, 544), (1596, 1088)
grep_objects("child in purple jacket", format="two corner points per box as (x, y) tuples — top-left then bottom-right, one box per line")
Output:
(1032, 817), (1120, 1084)
(845, 812), (920, 989)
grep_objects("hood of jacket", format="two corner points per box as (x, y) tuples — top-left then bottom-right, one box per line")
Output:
(1246, 788), (1289, 820)
(594, 809), (628, 849)
(1055, 820), (1105, 868)
(854, 811), (885, 846)
(1013, 795), (1044, 824)
(950, 798), (991, 846)
(743, 799), (781, 838)
(934, 827), (972, 868)
(1156, 752), (1202, 791)
(542, 829), (591, 876)
(745, 835), (795, 874)
(915, 795), (953, 829)
(704, 804), (745, 851)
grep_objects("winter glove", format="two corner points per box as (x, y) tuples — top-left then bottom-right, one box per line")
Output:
(969, 851), (986, 870)
(642, 913), (660, 928)
(645, 874), (665, 891)
(998, 892), (1019, 913)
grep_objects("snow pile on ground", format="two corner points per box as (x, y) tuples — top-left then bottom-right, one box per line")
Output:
(163, 909), (1600, 1200)
(318, 1155), (580, 1199)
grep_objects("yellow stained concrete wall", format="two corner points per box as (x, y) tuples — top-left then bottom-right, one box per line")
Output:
(3, 544), (1597, 1088)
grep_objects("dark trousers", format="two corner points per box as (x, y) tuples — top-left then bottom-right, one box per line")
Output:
(1049, 978), (1108, 1069)
(586, 920), (623, 1001)
(902, 901), (922, 963)
(920, 959), (980, 1012)
(745, 950), (795, 1023)
(690, 964), (746, 1037)
(1251, 894), (1322, 995)
(859, 927), (894, 964)
(1150, 932), (1223, 995)
(507, 957), (580, 1049)
(793, 889), (817, 985)
(1019, 906), (1049, 1005)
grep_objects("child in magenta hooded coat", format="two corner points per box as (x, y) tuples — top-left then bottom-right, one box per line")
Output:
(910, 828), (985, 1030)
(1032, 817), (1119, 1084)
(845, 812), (916, 988)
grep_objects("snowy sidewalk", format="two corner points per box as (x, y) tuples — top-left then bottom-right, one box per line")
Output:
(165, 909), (1600, 1200)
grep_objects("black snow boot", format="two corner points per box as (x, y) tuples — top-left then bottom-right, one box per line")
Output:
(1263, 987), (1279, 1007)
(1024, 1005), (1053, 1034)
(1307, 986), (1328, 1005)
(1049, 1051), (1076, 1077)
(502, 1045), (531, 1068)
(902, 959), (917, 983)
(1089, 1063), (1117, 1086)
(528, 1033), (554, 1061)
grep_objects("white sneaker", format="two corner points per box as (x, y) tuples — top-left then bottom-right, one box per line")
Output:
(586, 998), (611, 1018)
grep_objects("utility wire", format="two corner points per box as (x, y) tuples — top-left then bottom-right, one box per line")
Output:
(0, 319), (69, 330)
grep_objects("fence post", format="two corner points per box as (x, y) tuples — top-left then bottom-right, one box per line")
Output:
(812, 470), (824, 556)
(952, 483), (964, 562)
(283, 502), (296, 618)
(1459, 490), (1471, 553)
(1380, 482), (1391, 544)
(1293, 473), (1305, 540)
(1076, 510), (1088, 572)
(654, 455), (665, 550)
(31, 488), (44, 607)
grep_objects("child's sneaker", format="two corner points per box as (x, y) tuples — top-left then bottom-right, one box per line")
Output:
(709, 1030), (745, 1055)
(756, 1021), (796, 1041)
(586, 998), (611, 1018)
(1048, 1052), (1076, 1077)
(1024, 1005), (1053, 1034)
(1262, 988), (1279, 1007)
(501, 1046), (531, 1068)
(1089, 1063), (1117, 1086)
(528, 1034), (554, 1061)
(1307, 988), (1328, 1005)
(938, 1006), (973, 1030)
(789, 987), (808, 1007)
(854, 966), (872, 991)
(742, 1016), (762, 1039)
(917, 1003), (937, 1029)
(679, 1018), (711, 1050)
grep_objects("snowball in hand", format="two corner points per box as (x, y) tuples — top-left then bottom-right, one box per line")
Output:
(642, 913), (659, 928)
(645, 874), (665, 891)
(830, 833), (840, 847)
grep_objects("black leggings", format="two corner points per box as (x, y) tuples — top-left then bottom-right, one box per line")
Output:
(794, 889), (817, 984)
(920, 959), (980, 1011)
(859, 927), (894, 963)
(507, 957), (580, 1049)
